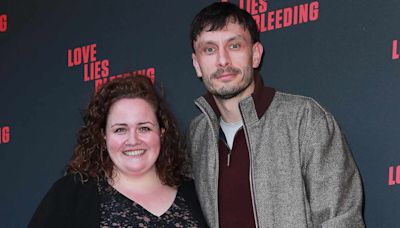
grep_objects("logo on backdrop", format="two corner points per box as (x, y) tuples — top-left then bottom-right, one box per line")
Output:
(388, 164), (400, 186)
(67, 43), (110, 80)
(0, 126), (10, 144)
(223, 0), (319, 32)
(94, 67), (156, 92)
(67, 43), (156, 92)
(0, 14), (7, 32)
(392, 40), (399, 60)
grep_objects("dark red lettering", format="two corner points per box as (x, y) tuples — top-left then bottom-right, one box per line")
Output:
(299, 4), (309, 24)
(309, 1), (319, 21)
(94, 61), (102, 79)
(258, 0), (267, 13)
(251, 0), (259, 15)
(95, 78), (106, 92)
(240, 0), (245, 9)
(392, 40), (399, 60)
(283, 8), (293, 27)
(0, 126), (10, 144)
(293, 6), (298, 25)
(146, 67), (156, 83)
(0, 14), (8, 32)
(101, 59), (110, 77)
(81, 44), (97, 64)
(73, 48), (82, 66)
(275, 9), (283, 29)
(67, 49), (74, 67)
(267, 11), (275, 30)
(83, 63), (91, 81)
(388, 165), (400, 185)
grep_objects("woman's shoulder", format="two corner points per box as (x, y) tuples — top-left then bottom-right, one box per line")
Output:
(56, 173), (93, 185)
(48, 173), (97, 196)
(28, 174), (100, 227)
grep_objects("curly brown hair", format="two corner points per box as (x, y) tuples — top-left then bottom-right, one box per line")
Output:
(66, 75), (189, 187)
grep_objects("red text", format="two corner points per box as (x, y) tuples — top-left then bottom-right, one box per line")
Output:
(240, 0), (267, 15)
(83, 59), (110, 81)
(392, 40), (399, 60)
(388, 165), (400, 186)
(0, 14), (7, 32)
(67, 44), (97, 67)
(95, 67), (156, 92)
(248, 1), (319, 32)
(0, 126), (10, 144)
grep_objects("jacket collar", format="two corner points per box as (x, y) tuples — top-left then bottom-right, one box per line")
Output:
(197, 72), (276, 121)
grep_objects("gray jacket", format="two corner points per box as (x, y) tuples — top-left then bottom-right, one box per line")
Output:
(189, 89), (365, 228)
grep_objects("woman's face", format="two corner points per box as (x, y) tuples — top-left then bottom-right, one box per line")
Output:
(104, 98), (162, 178)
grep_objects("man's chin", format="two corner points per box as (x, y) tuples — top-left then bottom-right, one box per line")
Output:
(213, 88), (242, 100)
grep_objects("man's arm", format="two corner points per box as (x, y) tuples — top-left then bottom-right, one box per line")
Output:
(302, 113), (365, 228)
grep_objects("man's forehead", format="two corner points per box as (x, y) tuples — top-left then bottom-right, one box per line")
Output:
(195, 23), (250, 42)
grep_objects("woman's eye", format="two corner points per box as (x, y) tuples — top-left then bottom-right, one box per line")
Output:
(139, 127), (151, 132)
(114, 128), (127, 134)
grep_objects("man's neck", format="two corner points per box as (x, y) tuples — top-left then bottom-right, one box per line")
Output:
(214, 85), (255, 123)
(214, 97), (242, 123)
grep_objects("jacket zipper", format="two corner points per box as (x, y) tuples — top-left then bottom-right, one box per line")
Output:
(222, 127), (242, 167)
(241, 113), (259, 228)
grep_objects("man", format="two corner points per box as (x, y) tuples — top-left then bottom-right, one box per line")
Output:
(188, 2), (364, 228)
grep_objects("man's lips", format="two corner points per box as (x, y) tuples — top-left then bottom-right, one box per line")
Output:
(212, 67), (241, 81)
(214, 73), (237, 81)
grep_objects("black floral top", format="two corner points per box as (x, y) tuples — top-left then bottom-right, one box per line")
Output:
(98, 179), (207, 228)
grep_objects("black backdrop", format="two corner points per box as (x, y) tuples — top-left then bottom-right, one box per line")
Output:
(1, 0), (399, 227)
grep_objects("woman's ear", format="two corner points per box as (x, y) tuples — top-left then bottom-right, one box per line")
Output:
(102, 128), (106, 140)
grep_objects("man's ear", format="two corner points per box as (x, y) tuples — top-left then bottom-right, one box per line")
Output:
(192, 53), (203, 78)
(252, 42), (264, 68)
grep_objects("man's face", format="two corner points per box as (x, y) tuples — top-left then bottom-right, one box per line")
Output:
(192, 22), (263, 100)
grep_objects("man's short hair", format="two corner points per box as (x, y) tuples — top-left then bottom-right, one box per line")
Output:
(190, 2), (260, 52)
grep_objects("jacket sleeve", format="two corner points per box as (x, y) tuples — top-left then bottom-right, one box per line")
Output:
(302, 112), (365, 228)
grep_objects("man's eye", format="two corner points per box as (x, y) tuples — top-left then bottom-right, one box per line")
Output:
(230, 43), (240, 49)
(204, 47), (215, 54)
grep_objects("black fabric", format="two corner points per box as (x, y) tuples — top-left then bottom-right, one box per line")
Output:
(178, 178), (209, 228)
(28, 174), (208, 228)
(28, 175), (99, 228)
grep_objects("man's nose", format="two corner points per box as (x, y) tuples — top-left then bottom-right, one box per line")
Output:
(217, 48), (231, 67)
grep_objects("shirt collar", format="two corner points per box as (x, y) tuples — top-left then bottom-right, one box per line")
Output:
(202, 72), (276, 120)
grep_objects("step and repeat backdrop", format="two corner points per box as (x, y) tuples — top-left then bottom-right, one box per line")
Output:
(1, 0), (399, 227)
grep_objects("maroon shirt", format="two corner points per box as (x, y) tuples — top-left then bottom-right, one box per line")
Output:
(218, 129), (256, 228)
(203, 74), (276, 228)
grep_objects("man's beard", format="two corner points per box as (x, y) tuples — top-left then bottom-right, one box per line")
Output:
(206, 66), (254, 100)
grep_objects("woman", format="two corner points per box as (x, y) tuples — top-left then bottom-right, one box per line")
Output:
(29, 75), (207, 227)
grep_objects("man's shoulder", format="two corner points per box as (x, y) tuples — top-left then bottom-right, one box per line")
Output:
(189, 111), (210, 132)
(271, 91), (331, 116)
(189, 113), (206, 126)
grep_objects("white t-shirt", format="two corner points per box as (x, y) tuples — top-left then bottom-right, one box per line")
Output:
(219, 118), (243, 149)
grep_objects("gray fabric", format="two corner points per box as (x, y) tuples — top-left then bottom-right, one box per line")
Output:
(189, 91), (365, 228)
